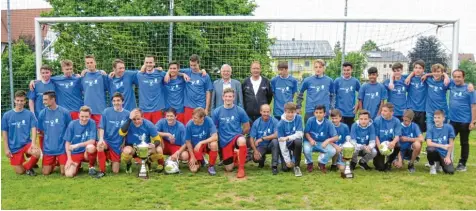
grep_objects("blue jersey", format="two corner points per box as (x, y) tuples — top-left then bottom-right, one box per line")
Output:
(28, 80), (56, 117)
(63, 119), (97, 154)
(185, 116), (217, 147)
(425, 77), (449, 114)
(212, 105), (250, 148)
(426, 124), (455, 157)
(123, 119), (158, 145)
(82, 71), (109, 114)
(299, 75), (334, 114)
(384, 78), (408, 116)
(334, 76), (361, 117)
(51, 75), (83, 112)
(136, 70), (166, 112)
(334, 123), (350, 145)
(155, 119), (186, 146)
(250, 117), (279, 147)
(277, 115), (303, 138)
(1, 109), (37, 153)
(449, 84), (476, 123)
(270, 75), (298, 116)
(406, 75), (427, 112)
(164, 76), (186, 113)
(358, 82), (387, 119)
(350, 122), (376, 145)
(108, 71), (138, 111)
(373, 116), (402, 142)
(99, 107), (130, 155)
(182, 68), (213, 109)
(37, 106), (72, 155)
(304, 117), (337, 143)
(400, 122), (421, 150)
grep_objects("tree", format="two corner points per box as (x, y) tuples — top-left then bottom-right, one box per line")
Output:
(334, 41), (341, 54)
(459, 60), (476, 85)
(408, 36), (448, 73)
(44, 0), (274, 81)
(326, 51), (367, 80)
(361, 40), (380, 52)
(1, 40), (36, 113)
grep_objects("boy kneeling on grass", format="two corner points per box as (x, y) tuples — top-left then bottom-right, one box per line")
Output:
(393, 109), (423, 173)
(426, 110), (455, 175)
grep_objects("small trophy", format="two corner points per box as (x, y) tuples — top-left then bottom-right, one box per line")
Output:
(134, 134), (150, 179)
(341, 135), (355, 179)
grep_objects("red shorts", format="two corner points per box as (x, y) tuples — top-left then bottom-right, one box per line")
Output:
(193, 144), (210, 161)
(163, 140), (181, 155)
(176, 113), (186, 125)
(70, 111), (80, 120)
(10, 143), (32, 166)
(42, 154), (67, 166)
(183, 107), (195, 125)
(221, 135), (242, 161)
(105, 142), (121, 162)
(91, 114), (102, 127)
(143, 111), (163, 124)
(71, 153), (86, 163)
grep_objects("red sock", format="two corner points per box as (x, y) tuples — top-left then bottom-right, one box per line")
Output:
(238, 146), (247, 169)
(23, 155), (39, 170)
(97, 151), (106, 173)
(209, 150), (217, 166)
(158, 158), (164, 166)
(87, 152), (97, 168)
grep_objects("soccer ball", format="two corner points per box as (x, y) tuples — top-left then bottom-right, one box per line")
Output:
(164, 158), (180, 174)
(379, 141), (394, 156)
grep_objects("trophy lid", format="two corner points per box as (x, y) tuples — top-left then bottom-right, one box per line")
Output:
(137, 133), (149, 147)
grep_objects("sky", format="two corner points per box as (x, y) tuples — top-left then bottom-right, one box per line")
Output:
(2, 0), (474, 55)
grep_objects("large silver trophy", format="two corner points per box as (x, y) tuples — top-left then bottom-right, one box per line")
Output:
(134, 134), (150, 179)
(341, 135), (355, 179)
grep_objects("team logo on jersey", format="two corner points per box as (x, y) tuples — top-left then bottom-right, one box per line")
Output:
(382, 128), (393, 136)
(115, 81), (124, 89)
(342, 85), (353, 93)
(193, 130), (207, 139)
(46, 118), (60, 127)
(63, 81), (74, 89)
(396, 86), (405, 94)
(453, 91), (463, 97)
(85, 80), (95, 86)
(191, 80), (201, 86)
(169, 84), (179, 91)
(368, 92), (379, 99)
(12, 120), (27, 128)
(311, 85), (325, 92)
(221, 115), (235, 123)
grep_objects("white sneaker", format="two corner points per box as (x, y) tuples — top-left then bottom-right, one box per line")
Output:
(294, 166), (302, 177)
(430, 164), (437, 175)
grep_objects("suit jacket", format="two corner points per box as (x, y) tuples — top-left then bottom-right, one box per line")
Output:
(242, 76), (273, 119)
(211, 78), (243, 110)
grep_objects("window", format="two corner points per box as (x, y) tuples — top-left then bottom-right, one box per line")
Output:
(384, 64), (387, 68)
(288, 60), (294, 72)
(389, 64), (392, 68)
(304, 60), (310, 67)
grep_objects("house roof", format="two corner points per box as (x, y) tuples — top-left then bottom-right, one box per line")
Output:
(1, 8), (50, 43)
(366, 51), (408, 62)
(269, 40), (335, 58)
(459, 53), (474, 62)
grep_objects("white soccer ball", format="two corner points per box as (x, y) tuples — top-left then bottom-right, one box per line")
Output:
(379, 141), (394, 156)
(164, 158), (180, 174)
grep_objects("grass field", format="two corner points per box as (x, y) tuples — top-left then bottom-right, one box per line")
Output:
(1, 132), (476, 210)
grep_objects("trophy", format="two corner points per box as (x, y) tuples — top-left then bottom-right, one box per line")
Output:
(134, 134), (150, 179)
(341, 135), (355, 179)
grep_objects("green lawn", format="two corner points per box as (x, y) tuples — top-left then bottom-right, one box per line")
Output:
(2, 132), (476, 210)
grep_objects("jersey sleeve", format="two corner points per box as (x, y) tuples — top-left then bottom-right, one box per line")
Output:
(239, 107), (250, 123)
(147, 122), (159, 137)
(413, 123), (422, 137)
(425, 127), (433, 140)
(37, 110), (45, 131)
(250, 120), (258, 138)
(394, 120), (402, 136)
(329, 78), (335, 93)
(350, 124), (357, 140)
(99, 110), (107, 130)
(358, 84), (365, 100)
(63, 122), (74, 143)
(304, 118), (312, 133)
(448, 125), (456, 139)
(292, 78), (298, 94)
(381, 84), (388, 100)
(355, 79), (361, 92)
(185, 124), (192, 142)
(296, 116), (303, 132)
(1, 113), (9, 131)
(328, 122), (337, 137)
(277, 121), (285, 138)
(368, 124), (376, 142)
(299, 80), (308, 94)
(27, 89), (36, 101)
(207, 117), (218, 135)
(88, 121), (98, 140)
(205, 75), (213, 92)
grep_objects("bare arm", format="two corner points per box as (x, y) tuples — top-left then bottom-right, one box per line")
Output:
(426, 139), (448, 150)
(305, 133), (316, 145)
(205, 91), (211, 115)
(2, 131), (11, 157)
(242, 122), (250, 135)
(28, 100), (35, 116)
(378, 100), (384, 116)
(30, 127), (37, 148)
(98, 128), (105, 141)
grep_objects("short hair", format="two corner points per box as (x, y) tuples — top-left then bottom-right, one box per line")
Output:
(359, 110), (371, 118)
(314, 104), (326, 112)
(112, 92), (124, 102)
(14, 90), (26, 98)
(168, 61), (180, 69)
(221, 64), (232, 71)
(112, 59), (125, 69)
(250, 61), (261, 68)
(392, 62), (403, 70)
(284, 102), (297, 111)
(330, 109), (342, 118)
(452, 69), (465, 77)
(342, 62), (353, 68)
(79, 105), (92, 115)
(367, 67), (378, 75)
(192, 107), (206, 118)
(61, 60), (73, 67)
(413, 60), (425, 69)
(434, 109), (445, 116)
(189, 54), (200, 64)
(313, 59), (326, 67)
(40, 64), (52, 72)
(164, 107), (177, 116)
(85, 55), (95, 59)
(43, 90), (56, 100)
(403, 109), (414, 120)
(260, 104), (270, 111)
(431, 64), (446, 73)
(223, 87), (235, 96)
(382, 102), (394, 112)
(277, 61), (288, 69)
(132, 108), (143, 115)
